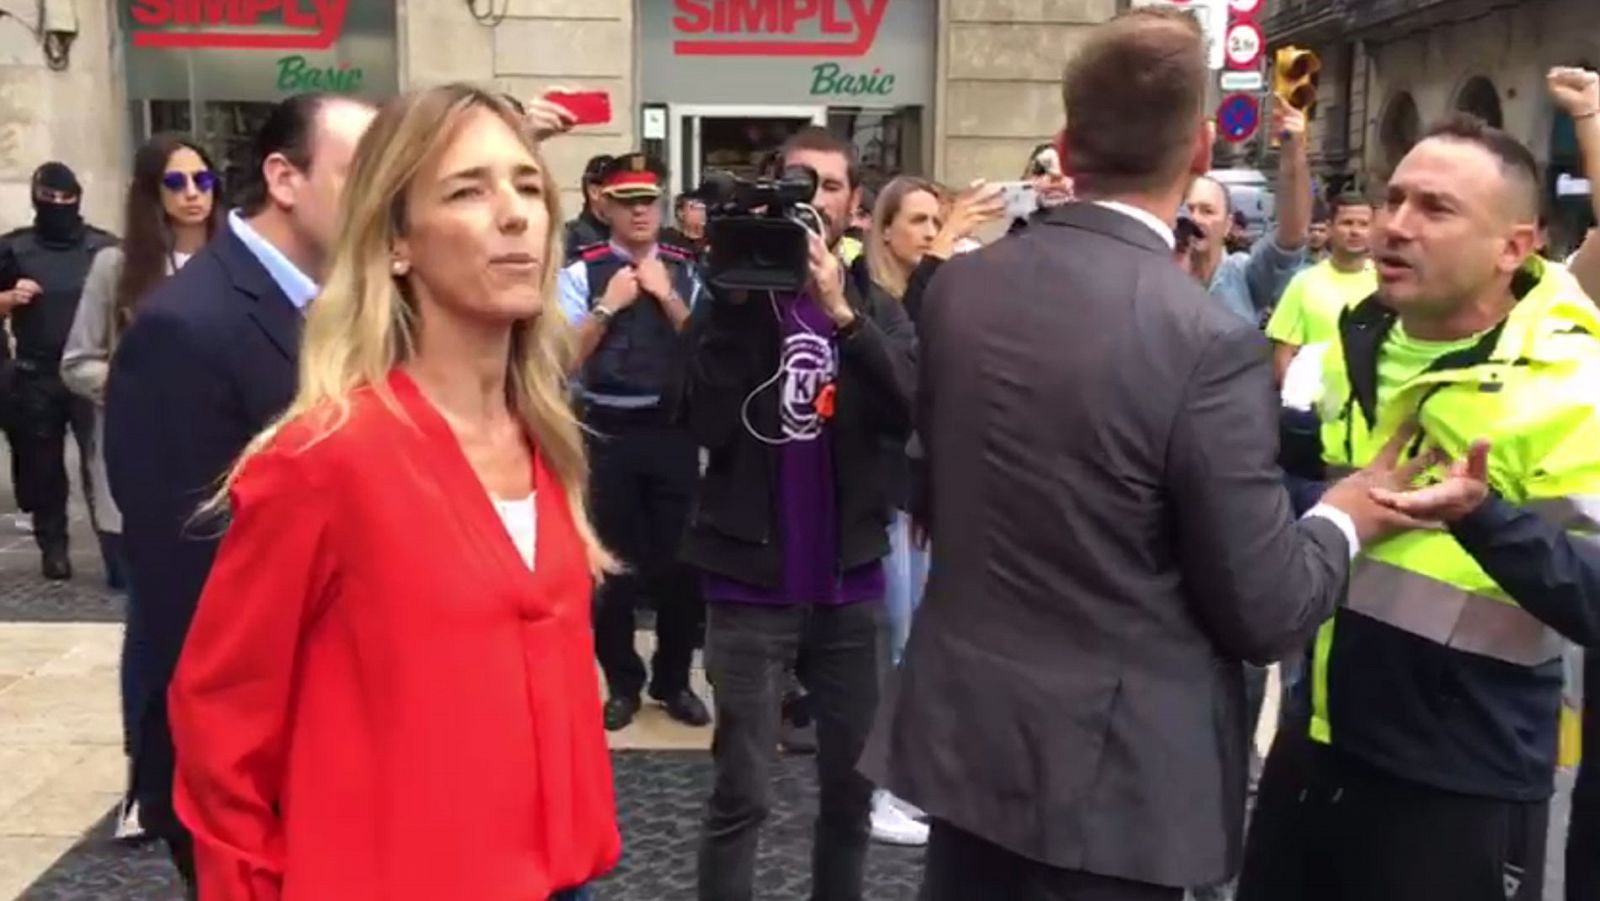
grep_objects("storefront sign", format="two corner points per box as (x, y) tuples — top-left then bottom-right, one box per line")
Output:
(119, 0), (394, 102)
(129, 0), (348, 49)
(671, 0), (887, 56)
(809, 63), (894, 97)
(642, 0), (932, 106)
(276, 54), (362, 92)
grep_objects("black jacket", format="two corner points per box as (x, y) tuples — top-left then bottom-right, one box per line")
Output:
(562, 210), (609, 264)
(1447, 495), (1600, 801)
(677, 269), (916, 588)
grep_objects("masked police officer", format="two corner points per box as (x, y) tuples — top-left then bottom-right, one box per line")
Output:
(0, 162), (116, 580)
(557, 153), (710, 731)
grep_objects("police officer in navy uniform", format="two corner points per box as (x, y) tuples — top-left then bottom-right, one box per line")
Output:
(557, 152), (711, 731)
(0, 162), (116, 580)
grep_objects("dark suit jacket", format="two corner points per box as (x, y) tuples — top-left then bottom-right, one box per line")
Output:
(860, 203), (1350, 888)
(104, 225), (301, 836)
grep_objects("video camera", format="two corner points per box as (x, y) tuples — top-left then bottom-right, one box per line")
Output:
(697, 165), (824, 293)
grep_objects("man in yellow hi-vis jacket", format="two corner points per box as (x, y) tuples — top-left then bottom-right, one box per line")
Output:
(1238, 115), (1600, 901)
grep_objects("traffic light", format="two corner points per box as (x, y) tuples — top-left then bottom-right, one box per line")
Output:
(1274, 46), (1322, 117)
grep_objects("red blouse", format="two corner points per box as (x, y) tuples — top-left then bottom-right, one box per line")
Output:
(169, 371), (620, 900)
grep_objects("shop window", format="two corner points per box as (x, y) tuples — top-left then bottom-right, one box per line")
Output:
(119, 2), (396, 204)
(827, 107), (925, 192)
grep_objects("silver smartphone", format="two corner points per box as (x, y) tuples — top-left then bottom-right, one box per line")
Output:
(994, 181), (1039, 222)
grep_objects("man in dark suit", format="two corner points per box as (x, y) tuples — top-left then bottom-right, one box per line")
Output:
(104, 92), (374, 895)
(860, 10), (1428, 900)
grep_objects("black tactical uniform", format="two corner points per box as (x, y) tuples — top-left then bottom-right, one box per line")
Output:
(562, 153), (613, 264)
(561, 152), (709, 732)
(0, 163), (116, 579)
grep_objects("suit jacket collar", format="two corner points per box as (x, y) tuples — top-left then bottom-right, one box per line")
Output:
(213, 225), (302, 363)
(1037, 202), (1174, 257)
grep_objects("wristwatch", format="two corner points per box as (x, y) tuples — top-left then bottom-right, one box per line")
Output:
(592, 304), (617, 324)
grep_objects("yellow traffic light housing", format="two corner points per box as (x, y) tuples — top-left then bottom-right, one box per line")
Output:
(1274, 46), (1321, 117)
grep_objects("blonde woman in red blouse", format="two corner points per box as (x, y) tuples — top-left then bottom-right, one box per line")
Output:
(167, 84), (616, 901)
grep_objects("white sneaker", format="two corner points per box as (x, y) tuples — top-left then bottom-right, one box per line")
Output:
(11, 513), (31, 533)
(113, 798), (147, 841)
(870, 789), (929, 846)
(887, 791), (928, 822)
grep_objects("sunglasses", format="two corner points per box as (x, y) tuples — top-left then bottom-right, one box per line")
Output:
(161, 170), (218, 193)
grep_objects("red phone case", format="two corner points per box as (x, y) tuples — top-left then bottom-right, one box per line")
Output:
(545, 90), (611, 126)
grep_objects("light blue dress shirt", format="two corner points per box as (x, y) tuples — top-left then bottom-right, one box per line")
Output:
(1207, 235), (1305, 325)
(228, 209), (318, 311)
(557, 241), (703, 408)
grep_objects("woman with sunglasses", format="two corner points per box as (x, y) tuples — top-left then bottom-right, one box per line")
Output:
(60, 132), (221, 841)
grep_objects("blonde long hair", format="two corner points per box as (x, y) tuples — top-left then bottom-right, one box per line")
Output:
(213, 84), (612, 574)
(864, 176), (947, 301)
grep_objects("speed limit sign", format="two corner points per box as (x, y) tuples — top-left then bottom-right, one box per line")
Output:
(1229, 0), (1263, 16)
(1224, 20), (1264, 69)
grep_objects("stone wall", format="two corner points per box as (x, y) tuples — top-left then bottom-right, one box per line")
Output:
(937, 0), (1117, 187)
(1362, 0), (1600, 173)
(404, 0), (638, 221)
(0, 2), (125, 235)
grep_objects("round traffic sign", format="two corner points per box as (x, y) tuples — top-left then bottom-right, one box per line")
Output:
(1225, 20), (1265, 69)
(1217, 93), (1261, 143)
(1229, 0), (1263, 16)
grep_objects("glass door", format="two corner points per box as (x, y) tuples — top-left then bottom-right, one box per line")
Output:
(667, 104), (828, 208)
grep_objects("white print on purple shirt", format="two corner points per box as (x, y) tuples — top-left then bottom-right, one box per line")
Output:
(780, 331), (834, 441)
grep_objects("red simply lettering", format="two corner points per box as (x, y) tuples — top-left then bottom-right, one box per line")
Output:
(672, 0), (889, 57)
(128, 0), (348, 50)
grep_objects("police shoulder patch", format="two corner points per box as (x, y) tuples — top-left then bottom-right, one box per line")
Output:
(657, 243), (694, 263)
(579, 243), (613, 262)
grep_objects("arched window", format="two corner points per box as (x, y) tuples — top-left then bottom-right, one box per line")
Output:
(1379, 92), (1422, 175)
(1455, 76), (1504, 128)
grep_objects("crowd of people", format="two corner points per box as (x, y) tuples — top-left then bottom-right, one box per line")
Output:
(2, 6), (1600, 901)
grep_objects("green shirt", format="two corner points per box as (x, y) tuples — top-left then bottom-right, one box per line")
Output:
(1377, 323), (1485, 401)
(1266, 259), (1379, 348)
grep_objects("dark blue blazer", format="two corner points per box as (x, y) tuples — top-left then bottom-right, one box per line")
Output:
(104, 224), (302, 835)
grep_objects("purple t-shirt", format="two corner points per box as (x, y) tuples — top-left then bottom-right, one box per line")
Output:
(704, 292), (885, 606)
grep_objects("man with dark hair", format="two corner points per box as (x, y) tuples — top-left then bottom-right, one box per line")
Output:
(105, 92), (375, 898)
(862, 10), (1414, 899)
(1265, 191), (1377, 384)
(0, 162), (116, 580)
(1236, 113), (1600, 901)
(661, 189), (708, 259)
(1307, 199), (1331, 263)
(563, 153), (614, 261)
(683, 121), (915, 900)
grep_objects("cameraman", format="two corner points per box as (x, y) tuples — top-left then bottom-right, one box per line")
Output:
(682, 126), (916, 901)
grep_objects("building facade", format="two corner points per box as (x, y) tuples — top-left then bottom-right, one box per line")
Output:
(1264, 0), (1600, 248)
(0, 0), (1122, 234)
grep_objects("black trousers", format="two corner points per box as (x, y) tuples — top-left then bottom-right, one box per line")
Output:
(698, 601), (880, 901)
(1238, 725), (1547, 901)
(584, 406), (702, 699)
(920, 821), (1182, 901)
(1570, 786), (1599, 901)
(12, 365), (94, 550)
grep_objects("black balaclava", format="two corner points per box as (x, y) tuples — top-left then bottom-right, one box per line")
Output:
(32, 162), (83, 246)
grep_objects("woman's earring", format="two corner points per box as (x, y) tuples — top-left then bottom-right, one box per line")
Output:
(391, 258), (409, 276)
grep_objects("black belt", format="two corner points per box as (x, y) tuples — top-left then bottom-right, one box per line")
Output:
(581, 401), (672, 427)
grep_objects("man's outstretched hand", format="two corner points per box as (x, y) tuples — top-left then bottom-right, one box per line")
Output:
(1370, 439), (1492, 524)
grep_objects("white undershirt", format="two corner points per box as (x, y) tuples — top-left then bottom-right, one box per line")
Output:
(492, 494), (537, 570)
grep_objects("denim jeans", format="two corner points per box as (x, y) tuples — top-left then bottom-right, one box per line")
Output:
(699, 600), (881, 901)
(551, 887), (591, 901)
(883, 512), (929, 667)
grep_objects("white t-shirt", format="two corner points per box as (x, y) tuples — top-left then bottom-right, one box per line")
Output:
(492, 494), (536, 570)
